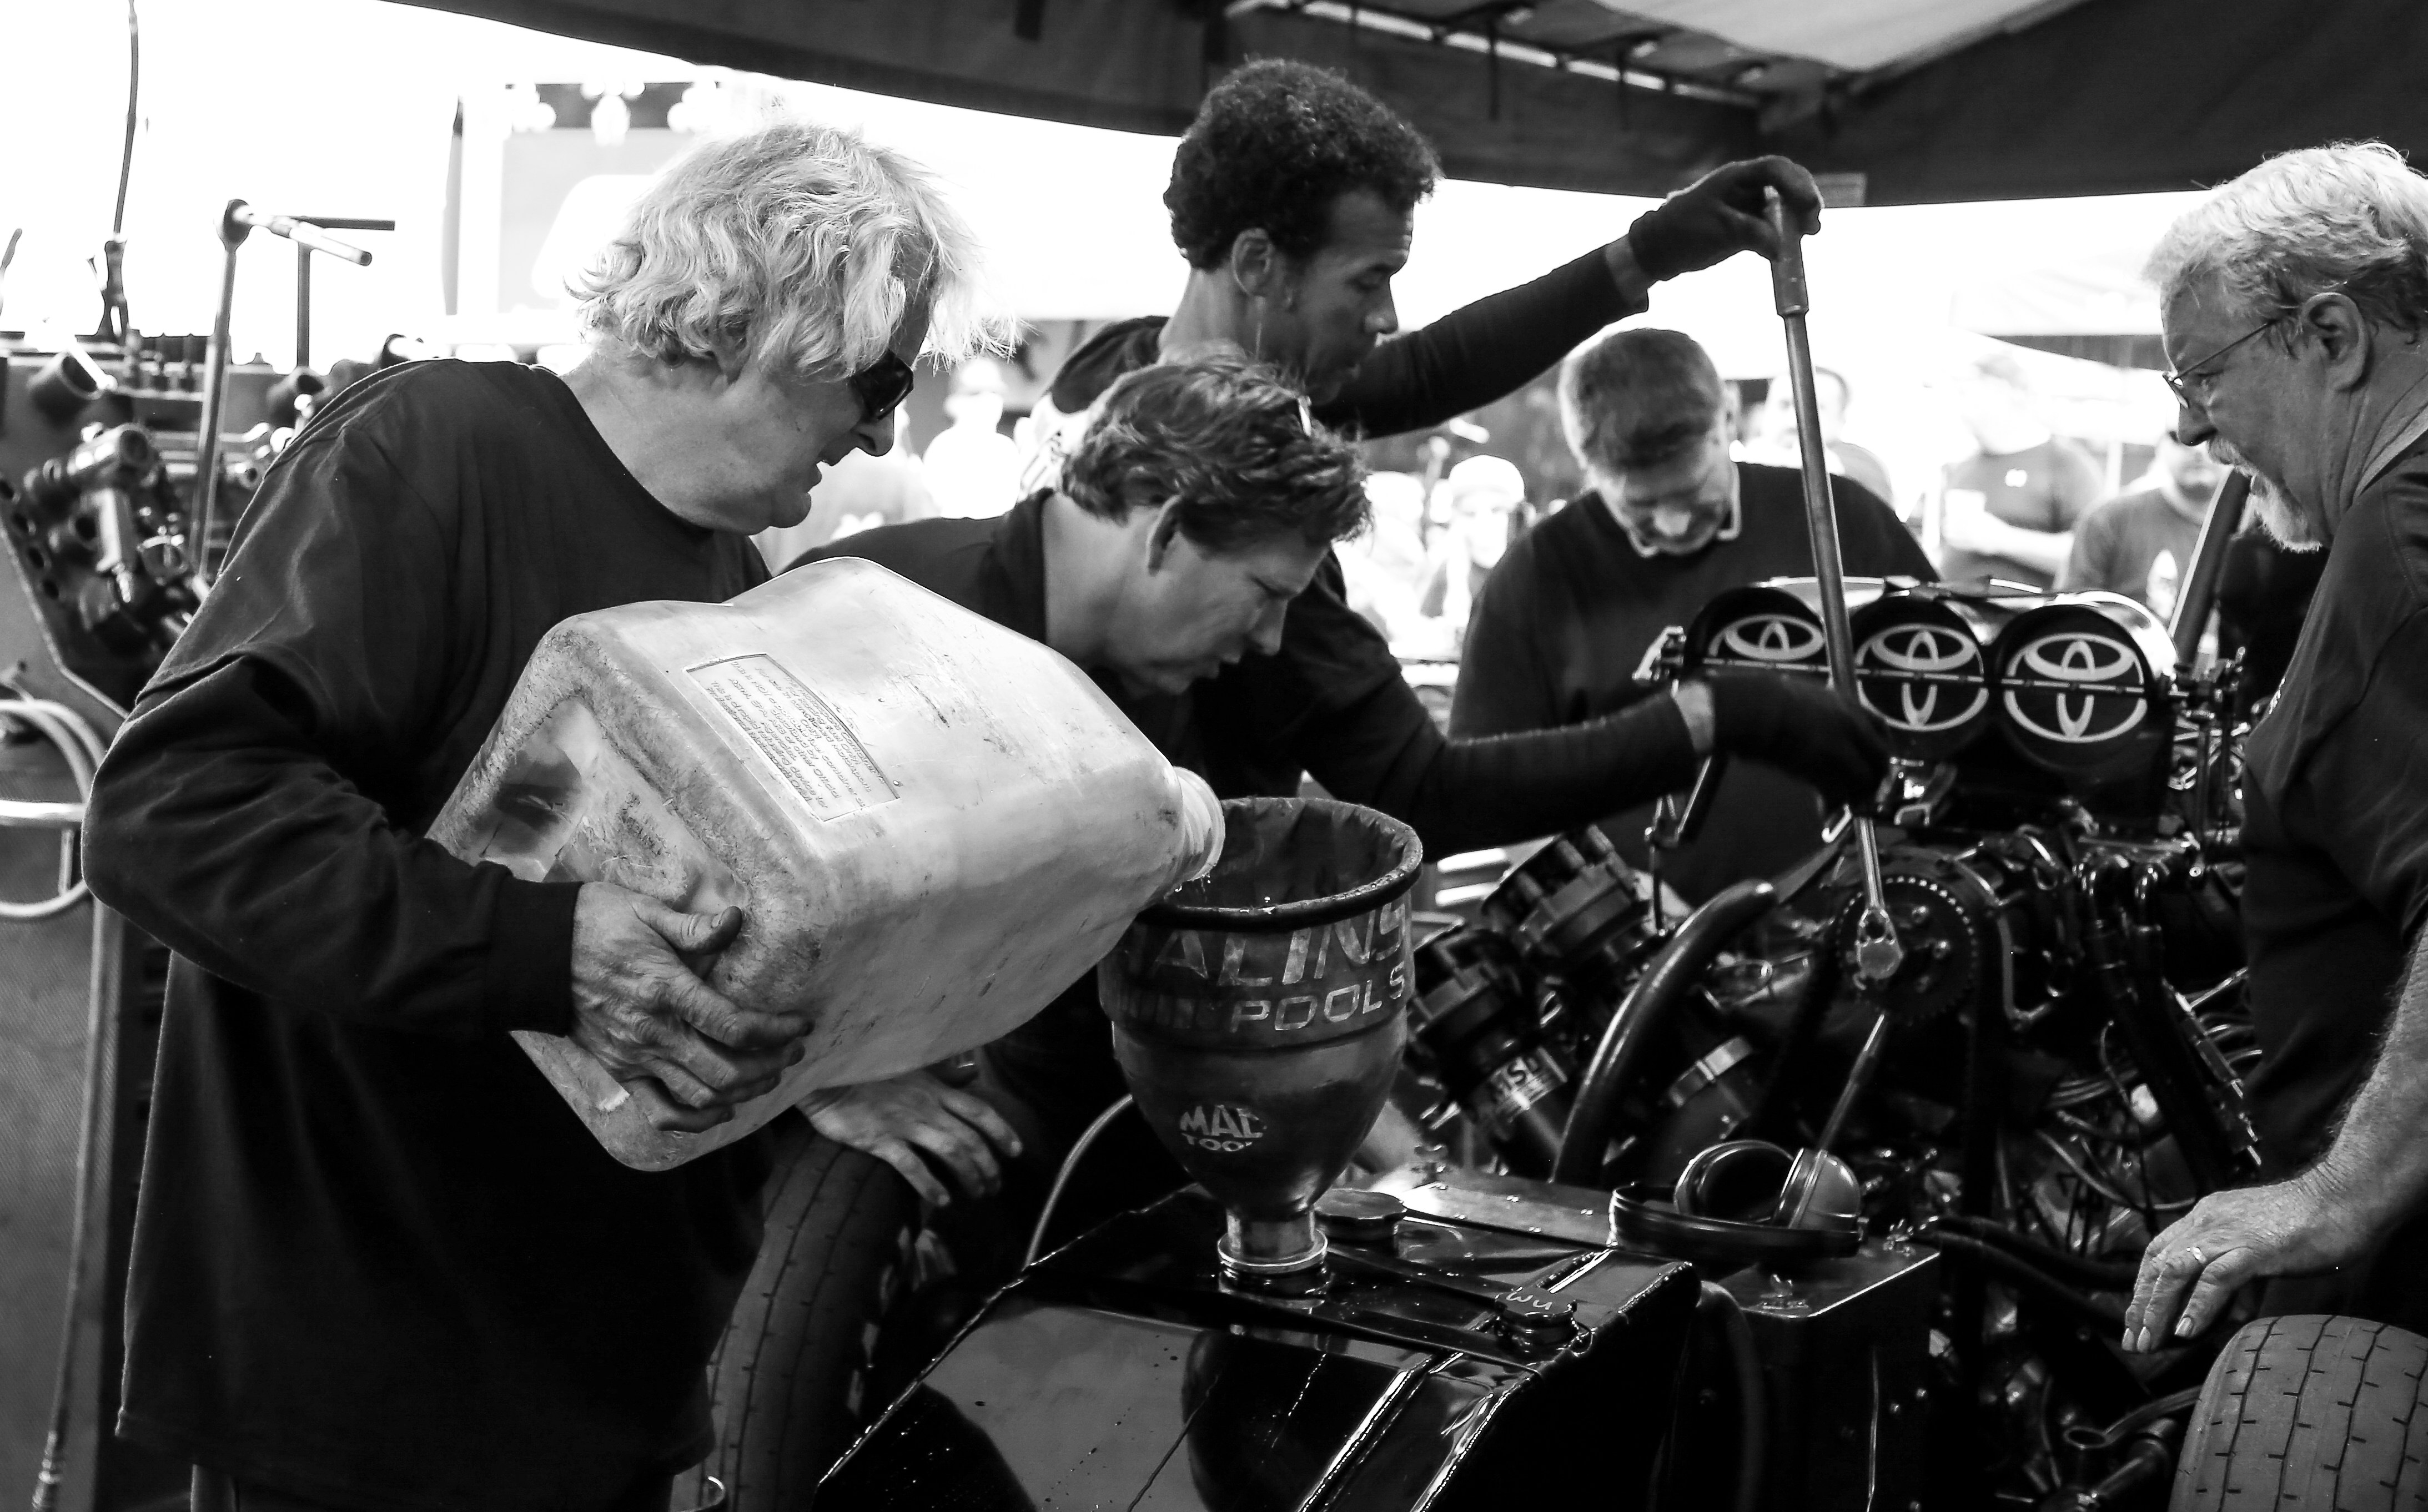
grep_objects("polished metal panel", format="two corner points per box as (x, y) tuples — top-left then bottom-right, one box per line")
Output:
(820, 1189), (1695, 1510)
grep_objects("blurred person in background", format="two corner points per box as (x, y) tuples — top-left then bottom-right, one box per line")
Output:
(1417, 453), (1526, 648)
(1742, 364), (1896, 507)
(1937, 349), (2105, 588)
(2059, 431), (2230, 617)
(755, 409), (936, 570)
(1338, 470), (1432, 646)
(926, 355), (1022, 518)
(1456, 327), (1931, 903)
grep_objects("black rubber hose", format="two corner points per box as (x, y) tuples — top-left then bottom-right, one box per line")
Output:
(31, 908), (119, 1512)
(1914, 1227), (2123, 1334)
(1929, 1213), (2142, 1293)
(2072, 1387), (2202, 1452)
(1554, 880), (1778, 1186)
(1697, 1281), (1767, 1512)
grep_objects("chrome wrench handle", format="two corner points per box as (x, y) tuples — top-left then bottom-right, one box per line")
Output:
(1763, 186), (1901, 984)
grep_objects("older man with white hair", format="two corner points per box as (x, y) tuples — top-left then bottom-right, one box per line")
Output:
(2124, 141), (2428, 1353)
(82, 120), (996, 1512)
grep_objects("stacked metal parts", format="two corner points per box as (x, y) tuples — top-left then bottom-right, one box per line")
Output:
(0, 339), (228, 1512)
(1, 340), (304, 716)
(2, 211), (357, 1500)
(1678, 578), (2189, 823)
(1367, 569), (2259, 1509)
(813, 548), (2261, 1509)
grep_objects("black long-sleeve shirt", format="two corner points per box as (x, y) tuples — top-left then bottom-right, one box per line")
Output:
(1014, 244), (1648, 501)
(867, 248), (1666, 1136)
(795, 494), (1702, 1135)
(1043, 244), (1642, 436)
(83, 360), (770, 1512)
(1455, 467), (1932, 901)
(1008, 238), (1681, 852)
(798, 495), (1702, 858)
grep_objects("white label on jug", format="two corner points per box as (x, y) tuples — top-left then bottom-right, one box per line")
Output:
(686, 654), (897, 823)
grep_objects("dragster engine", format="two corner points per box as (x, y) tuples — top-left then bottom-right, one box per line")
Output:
(815, 196), (2255, 1512)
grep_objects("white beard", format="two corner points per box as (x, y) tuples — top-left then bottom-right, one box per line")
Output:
(2207, 441), (2325, 553)
(2248, 473), (2325, 552)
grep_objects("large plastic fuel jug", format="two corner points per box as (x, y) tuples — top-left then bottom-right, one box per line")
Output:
(429, 558), (1223, 1170)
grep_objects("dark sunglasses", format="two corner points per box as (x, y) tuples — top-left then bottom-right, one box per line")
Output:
(848, 351), (916, 424)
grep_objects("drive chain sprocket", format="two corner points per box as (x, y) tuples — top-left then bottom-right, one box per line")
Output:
(1864, 870), (1980, 1026)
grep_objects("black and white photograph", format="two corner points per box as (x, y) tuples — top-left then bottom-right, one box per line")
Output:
(0, 2), (2422, 1508)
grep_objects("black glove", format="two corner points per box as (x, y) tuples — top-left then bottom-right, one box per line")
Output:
(1701, 671), (1887, 807)
(1626, 156), (1824, 282)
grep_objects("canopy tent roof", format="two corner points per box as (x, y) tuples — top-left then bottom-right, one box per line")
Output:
(403, 0), (2428, 203)
(1552, 0), (2087, 74)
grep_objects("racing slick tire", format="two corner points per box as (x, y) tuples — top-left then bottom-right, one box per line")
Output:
(2172, 1314), (2428, 1510)
(684, 1113), (923, 1511)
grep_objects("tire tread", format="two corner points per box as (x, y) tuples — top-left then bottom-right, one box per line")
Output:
(2173, 1316), (2428, 1512)
(695, 1118), (919, 1511)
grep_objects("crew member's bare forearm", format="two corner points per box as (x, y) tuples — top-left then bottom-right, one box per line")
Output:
(1942, 514), (2078, 572)
(2117, 927), (2428, 1359)
(2012, 527), (2073, 576)
(2308, 923), (2428, 1231)
(2124, 922), (2428, 1349)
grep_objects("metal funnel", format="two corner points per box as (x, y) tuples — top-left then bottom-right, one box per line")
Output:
(1099, 798), (1422, 1289)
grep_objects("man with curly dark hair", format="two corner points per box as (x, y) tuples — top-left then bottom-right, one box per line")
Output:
(778, 64), (1864, 1298)
(792, 356), (1886, 1273)
(1020, 57), (1824, 491)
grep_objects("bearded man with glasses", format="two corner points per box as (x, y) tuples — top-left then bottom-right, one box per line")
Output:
(80, 120), (995, 1512)
(2120, 142), (2428, 1355)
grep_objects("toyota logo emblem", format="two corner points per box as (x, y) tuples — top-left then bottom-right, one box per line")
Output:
(1715, 613), (1825, 664)
(2002, 631), (2148, 744)
(1857, 624), (1987, 733)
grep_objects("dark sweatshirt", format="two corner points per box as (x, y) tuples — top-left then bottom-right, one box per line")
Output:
(1046, 244), (1642, 434)
(84, 360), (770, 1512)
(796, 491), (1705, 1146)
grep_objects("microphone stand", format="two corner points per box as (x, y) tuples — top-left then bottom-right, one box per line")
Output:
(193, 200), (374, 586)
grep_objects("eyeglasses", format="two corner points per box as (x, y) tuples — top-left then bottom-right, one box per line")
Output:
(848, 350), (916, 424)
(2163, 316), (2285, 406)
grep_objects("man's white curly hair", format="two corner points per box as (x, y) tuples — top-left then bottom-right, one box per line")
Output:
(575, 117), (1003, 380)
(2147, 140), (2428, 336)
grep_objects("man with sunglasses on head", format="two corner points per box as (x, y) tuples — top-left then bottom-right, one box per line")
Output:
(81, 120), (994, 1512)
(2120, 142), (2428, 1357)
